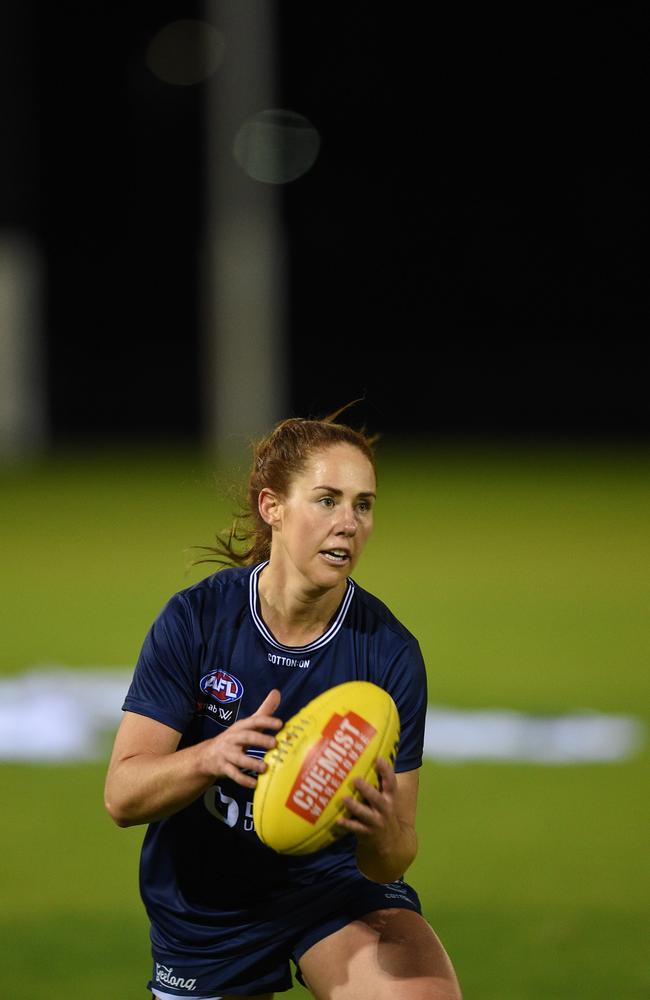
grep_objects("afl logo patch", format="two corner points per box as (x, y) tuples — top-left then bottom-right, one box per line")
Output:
(200, 670), (244, 703)
(198, 670), (244, 729)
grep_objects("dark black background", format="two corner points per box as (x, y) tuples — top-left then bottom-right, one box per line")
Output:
(4, 2), (649, 443)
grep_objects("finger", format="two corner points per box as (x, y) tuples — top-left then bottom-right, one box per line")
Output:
(335, 816), (367, 835)
(222, 727), (278, 750)
(335, 810), (376, 836)
(342, 795), (377, 824)
(247, 733), (278, 751)
(237, 727), (280, 748)
(235, 752), (268, 773)
(223, 763), (259, 789)
(353, 777), (389, 810)
(254, 688), (282, 717)
(224, 749), (271, 778)
(246, 715), (283, 733)
(234, 714), (282, 737)
(375, 756), (397, 791)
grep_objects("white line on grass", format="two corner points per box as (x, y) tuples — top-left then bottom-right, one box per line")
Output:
(0, 667), (644, 764)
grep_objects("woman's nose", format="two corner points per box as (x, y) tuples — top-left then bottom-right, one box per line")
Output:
(336, 506), (357, 534)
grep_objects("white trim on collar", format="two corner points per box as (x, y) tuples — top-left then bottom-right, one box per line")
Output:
(249, 561), (355, 653)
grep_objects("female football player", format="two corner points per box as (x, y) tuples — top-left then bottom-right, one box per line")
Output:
(104, 407), (462, 1000)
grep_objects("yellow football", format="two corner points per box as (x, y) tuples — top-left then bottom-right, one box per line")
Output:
(253, 680), (400, 855)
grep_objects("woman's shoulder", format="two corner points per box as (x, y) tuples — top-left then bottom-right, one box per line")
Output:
(349, 578), (419, 647)
(160, 563), (258, 618)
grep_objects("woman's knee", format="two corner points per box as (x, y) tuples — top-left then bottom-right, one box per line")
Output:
(364, 909), (461, 997)
(300, 908), (462, 999)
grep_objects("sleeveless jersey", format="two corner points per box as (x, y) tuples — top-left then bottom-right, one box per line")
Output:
(122, 562), (428, 954)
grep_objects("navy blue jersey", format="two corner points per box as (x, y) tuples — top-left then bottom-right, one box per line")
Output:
(123, 562), (428, 955)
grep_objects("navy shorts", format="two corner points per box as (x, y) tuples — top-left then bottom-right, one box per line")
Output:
(148, 876), (421, 998)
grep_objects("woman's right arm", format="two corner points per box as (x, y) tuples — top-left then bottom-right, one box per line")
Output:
(104, 689), (282, 827)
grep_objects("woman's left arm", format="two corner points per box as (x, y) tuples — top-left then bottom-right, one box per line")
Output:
(337, 761), (420, 883)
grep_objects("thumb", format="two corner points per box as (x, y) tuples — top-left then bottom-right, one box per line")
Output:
(255, 688), (282, 717)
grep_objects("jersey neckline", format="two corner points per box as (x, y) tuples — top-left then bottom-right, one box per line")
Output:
(249, 561), (355, 653)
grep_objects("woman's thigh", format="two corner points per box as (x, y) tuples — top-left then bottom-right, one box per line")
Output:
(218, 995), (274, 1000)
(222, 995), (274, 999)
(152, 994), (274, 1000)
(298, 908), (462, 1000)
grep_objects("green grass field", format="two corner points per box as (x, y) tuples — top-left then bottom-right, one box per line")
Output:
(1, 442), (648, 999)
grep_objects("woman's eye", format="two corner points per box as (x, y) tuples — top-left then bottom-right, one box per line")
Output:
(319, 496), (335, 507)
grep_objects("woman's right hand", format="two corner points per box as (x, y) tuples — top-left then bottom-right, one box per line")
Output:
(105, 689), (283, 826)
(199, 688), (283, 789)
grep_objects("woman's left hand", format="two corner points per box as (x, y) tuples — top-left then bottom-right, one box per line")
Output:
(336, 759), (419, 882)
(336, 756), (401, 851)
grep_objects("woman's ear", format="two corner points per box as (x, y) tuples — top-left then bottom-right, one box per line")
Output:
(258, 488), (282, 527)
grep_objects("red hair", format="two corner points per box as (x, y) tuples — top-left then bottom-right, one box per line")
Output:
(195, 404), (378, 568)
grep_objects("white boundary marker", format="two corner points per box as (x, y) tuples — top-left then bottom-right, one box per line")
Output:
(0, 667), (644, 764)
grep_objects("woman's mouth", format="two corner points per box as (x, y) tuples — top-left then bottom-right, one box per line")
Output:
(320, 549), (350, 564)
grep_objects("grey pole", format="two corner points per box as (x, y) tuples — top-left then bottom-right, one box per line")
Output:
(201, 0), (288, 461)
(0, 233), (45, 459)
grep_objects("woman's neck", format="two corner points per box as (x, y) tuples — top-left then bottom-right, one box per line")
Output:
(257, 564), (346, 647)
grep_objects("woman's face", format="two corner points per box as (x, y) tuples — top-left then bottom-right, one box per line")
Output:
(269, 443), (376, 590)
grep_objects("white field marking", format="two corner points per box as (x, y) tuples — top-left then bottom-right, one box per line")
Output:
(0, 667), (645, 764)
(424, 706), (645, 763)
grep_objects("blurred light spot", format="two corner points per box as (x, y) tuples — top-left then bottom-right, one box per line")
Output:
(233, 109), (321, 184)
(146, 19), (225, 86)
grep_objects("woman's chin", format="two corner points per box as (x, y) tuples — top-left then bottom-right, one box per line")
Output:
(311, 554), (354, 585)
